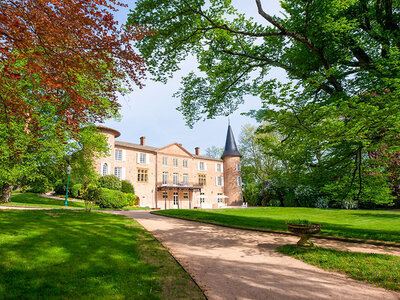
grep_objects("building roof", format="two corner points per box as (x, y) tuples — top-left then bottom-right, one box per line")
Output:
(221, 125), (241, 158)
(96, 125), (121, 138)
(194, 155), (222, 162)
(115, 141), (158, 153)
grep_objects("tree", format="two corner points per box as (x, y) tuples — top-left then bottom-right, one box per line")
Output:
(128, 0), (400, 207)
(0, 0), (150, 201)
(205, 146), (223, 158)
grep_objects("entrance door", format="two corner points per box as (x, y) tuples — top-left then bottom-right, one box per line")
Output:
(173, 192), (179, 209)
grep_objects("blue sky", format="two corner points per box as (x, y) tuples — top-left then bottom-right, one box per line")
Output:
(104, 0), (283, 154)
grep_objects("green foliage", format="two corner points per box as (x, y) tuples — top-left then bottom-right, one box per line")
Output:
(25, 175), (53, 194)
(70, 184), (83, 199)
(125, 193), (137, 206)
(286, 219), (312, 225)
(98, 175), (121, 191)
(121, 180), (135, 194)
(128, 0), (400, 208)
(96, 188), (128, 209)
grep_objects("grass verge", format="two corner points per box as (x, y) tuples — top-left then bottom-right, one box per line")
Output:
(0, 209), (204, 299)
(153, 207), (400, 243)
(277, 245), (400, 292)
(0, 192), (147, 210)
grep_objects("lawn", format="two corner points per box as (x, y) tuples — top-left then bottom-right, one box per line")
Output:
(277, 245), (400, 292)
(0, 192), (147, 210)
(0, 209), (204, 299)
(153, 207), (400, 243)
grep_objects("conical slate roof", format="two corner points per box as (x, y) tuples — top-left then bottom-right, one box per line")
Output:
(221, 125), (241, 158)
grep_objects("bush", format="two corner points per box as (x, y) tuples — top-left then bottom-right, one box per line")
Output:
(121, 180), (135, 194)
(82, 185), (100, 212)
(53, 178), (76, 195)
(98, 175), (121, 191)
(70, 184), (83, 198)
(125, 193), (137, 206)
(96, 188), (128, 209)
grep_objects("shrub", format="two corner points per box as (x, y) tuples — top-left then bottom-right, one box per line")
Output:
(98, 175), (121, 191)
(121, 180), (135, 194)
(82, 185), (100, 212)
(125, 193), (137, 206)
(96, 188), (127, 209)
(26, 177), (52, 194)
(53, 178), (76, 195)
(70, 184), (83, 198)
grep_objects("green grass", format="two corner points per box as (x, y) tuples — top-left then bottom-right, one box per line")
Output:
(0, 193), (147, 210)
(153, 207), (400, 243)
(0, 209), (204, 299)
(277, 245), (400, 291)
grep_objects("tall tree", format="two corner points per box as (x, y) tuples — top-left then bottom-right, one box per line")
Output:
(0, 0), (150, 201)
(205, 145), (223, 158)
(128, 0), (400, 206)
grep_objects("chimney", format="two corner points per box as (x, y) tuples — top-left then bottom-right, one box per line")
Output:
(195, 147), (200, 156)
(140, 136), (146, 146)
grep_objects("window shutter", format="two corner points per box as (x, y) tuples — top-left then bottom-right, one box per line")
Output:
(197, 161), (200, 170)
(122, 150), (126, 162)
(204, 163), (207, 171)
(107, 164), (110, 175)
(100, 163), (103, 175)
(222, 177), (224, 186)
(215, 177), (218, 186)
(122, 167), (126, 180)
(215, 164), (217, 172)
(146, 154), (150, 164)
(136, 153), (140, 164)
(221, 165), (224, 172)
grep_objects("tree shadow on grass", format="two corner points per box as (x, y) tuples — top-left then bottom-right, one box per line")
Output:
(0, 210), (168, 299)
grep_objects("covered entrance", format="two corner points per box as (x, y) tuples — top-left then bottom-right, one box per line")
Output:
(156, 184), (202, 209)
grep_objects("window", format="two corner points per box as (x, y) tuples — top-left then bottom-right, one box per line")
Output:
(216, 176), (223, 186)
(216, 163), (222, 172)
(198, 161), (206, 171)
(236, 163), (241, 171)
(137, 169), (148, 182)
(173, 173), (178, 185)
(173, 158), (178, 168)
(114, 167), (122, 179)
(200, 192), (205, 203)
(183, 159), (188, 168)
(115, 149), (122, 161)
(198, 174), (206, 186)
(183, 174), (188, 185)
(217, 193), (223, 203)
(183, 192), (189, 199)
(162, 156), (168, 166)
(137, 152), (149, 164)
(163, 191), (168, 199)
(237, 176), (242, 186)
(173, 192), (178, 205)
(162, 172), (168, 185)
(102, 163), (108, 176)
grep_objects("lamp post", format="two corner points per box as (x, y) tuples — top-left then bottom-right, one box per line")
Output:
(64, 165), (71, 207)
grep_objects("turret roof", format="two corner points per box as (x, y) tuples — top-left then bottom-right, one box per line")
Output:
(221, 125), (241, 158)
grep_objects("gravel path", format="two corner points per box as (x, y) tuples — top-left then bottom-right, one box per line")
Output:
(111, 210), (400, 300)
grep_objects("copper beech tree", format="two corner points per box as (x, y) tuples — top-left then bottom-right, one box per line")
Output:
(0, 0), (151, 202)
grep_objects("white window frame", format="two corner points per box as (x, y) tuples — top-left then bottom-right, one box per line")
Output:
(236, 163), (241, 171)
(217, 193), (223, 203)
(162, 156), (168, 166)
(200, 192), (205, 203)
(183, 159), (188, 168)
(102, 163), (108, 176)
(173, 173), (178, 185)
(216, 176), (223, 186)
(215, 163), (223, 172)
(162, 172), (168, 185)
(114, 167), (122, 179)
(115, 149), (122, 161)
(173, 158), (178, 168)
(137, 152), (149, 164)
(173, 192), (179, 205)
(183, 174), (188, 185)
(237, 176), (242, 186)
(198, 161), (206, 171)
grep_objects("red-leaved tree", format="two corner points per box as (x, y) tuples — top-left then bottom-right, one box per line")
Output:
(0, 0), (151, 201)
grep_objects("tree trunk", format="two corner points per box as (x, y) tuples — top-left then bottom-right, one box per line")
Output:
(0, 183), (13, 203)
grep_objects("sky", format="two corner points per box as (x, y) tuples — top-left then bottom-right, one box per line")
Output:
(104, 0), (283, 155)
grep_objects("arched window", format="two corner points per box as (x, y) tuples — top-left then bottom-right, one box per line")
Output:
(102, 163), (108, 176)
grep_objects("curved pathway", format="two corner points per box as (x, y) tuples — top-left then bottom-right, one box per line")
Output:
(112, 210), (400, 300)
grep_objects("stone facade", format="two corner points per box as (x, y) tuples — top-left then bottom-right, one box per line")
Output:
(95, 125), (242, 208)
